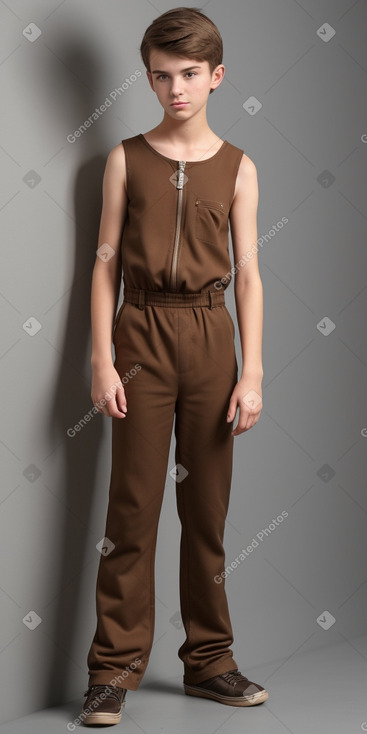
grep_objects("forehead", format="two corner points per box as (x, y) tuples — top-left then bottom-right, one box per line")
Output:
(149, 50), (208, 72)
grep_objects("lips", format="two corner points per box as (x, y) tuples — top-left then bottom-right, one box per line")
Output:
(171, 102), (188, 106)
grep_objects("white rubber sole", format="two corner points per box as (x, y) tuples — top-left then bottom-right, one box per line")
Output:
(184, 683), (269, 706)
(81, 701), (125, 725)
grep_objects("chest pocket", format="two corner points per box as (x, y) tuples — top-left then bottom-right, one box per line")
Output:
(195, 199), (228, 245)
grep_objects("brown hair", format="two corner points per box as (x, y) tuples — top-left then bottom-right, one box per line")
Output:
(140, 7), (223, 95)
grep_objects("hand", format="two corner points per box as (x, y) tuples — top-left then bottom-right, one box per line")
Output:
(91, 363), (127, 418)
(226, 374), (263, 436)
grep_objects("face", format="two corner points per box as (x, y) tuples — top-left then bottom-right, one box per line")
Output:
(146, 50), (225, 118)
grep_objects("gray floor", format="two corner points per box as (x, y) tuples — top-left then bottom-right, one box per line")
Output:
(1, 636), (366, 733)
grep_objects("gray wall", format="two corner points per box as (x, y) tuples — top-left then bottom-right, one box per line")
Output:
(1, 0), (366, 725)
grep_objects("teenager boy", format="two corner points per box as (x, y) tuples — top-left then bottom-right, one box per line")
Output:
(81, 7), (267, 726)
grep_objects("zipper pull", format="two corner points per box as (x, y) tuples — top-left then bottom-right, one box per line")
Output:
(176, 161), (186, 190)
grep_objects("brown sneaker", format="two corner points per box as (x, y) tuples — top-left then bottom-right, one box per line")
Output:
(81, 684), (126, 726)
(184, 669), (269, 707)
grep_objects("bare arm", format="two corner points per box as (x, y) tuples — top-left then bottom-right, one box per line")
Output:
(230, 154), (263, 378)
(90, 143), (129, 418)
(227, 154), (263, 435)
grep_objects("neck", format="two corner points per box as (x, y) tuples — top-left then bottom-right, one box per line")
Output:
(153, 112), (216, 147)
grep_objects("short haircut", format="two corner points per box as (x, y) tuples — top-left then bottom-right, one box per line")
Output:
(140, 7), (223, 95)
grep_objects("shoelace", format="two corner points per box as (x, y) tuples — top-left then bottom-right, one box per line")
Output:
(84, 684), (123, 702)
(220, 669), (248, 686)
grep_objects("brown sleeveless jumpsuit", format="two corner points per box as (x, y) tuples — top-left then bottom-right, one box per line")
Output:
(87, 133), (244, 689)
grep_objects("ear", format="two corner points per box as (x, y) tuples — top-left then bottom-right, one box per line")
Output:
(211, 64), (225, 91)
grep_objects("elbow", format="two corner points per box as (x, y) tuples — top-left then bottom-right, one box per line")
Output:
(234, 272), (263, 291)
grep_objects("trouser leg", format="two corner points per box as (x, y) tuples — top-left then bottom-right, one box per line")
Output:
(173, 304), (240, 685)
(87, 303), (177, 690)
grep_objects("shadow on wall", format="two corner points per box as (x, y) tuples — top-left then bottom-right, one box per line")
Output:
(43, 38), (120, 709)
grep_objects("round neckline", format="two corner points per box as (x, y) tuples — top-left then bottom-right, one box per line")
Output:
(138, 133), (228, 164)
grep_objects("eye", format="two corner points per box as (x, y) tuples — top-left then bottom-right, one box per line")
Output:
(156, 72), (197, 81)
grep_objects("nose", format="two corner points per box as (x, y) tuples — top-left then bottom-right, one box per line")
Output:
(170, 76), (184, 97)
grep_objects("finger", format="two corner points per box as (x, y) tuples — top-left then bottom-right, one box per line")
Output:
(115, 387), (127, 414)
(226, 398), (237, 422)
(232, 408), (250, 435)
(93, 400), (119, 418)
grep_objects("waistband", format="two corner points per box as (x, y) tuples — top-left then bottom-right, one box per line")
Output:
(123, 286), (225, 309)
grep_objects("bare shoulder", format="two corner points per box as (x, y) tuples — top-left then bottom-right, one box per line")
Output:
(238, 152), (258, 180)
(106, 142), (126, 171)
(103, 142), (127, 192)
(232, 152), (258, 201)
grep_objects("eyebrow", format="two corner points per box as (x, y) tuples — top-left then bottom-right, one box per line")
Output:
(151, 66), (202, 74)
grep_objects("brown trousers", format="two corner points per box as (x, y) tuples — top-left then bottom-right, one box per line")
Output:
(87, 287), (239, 689)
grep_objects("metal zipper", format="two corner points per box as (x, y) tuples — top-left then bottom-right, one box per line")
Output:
(169, 160), (186, 291)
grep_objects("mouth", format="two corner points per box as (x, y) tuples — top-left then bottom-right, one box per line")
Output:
(171, 102), (189, 106)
